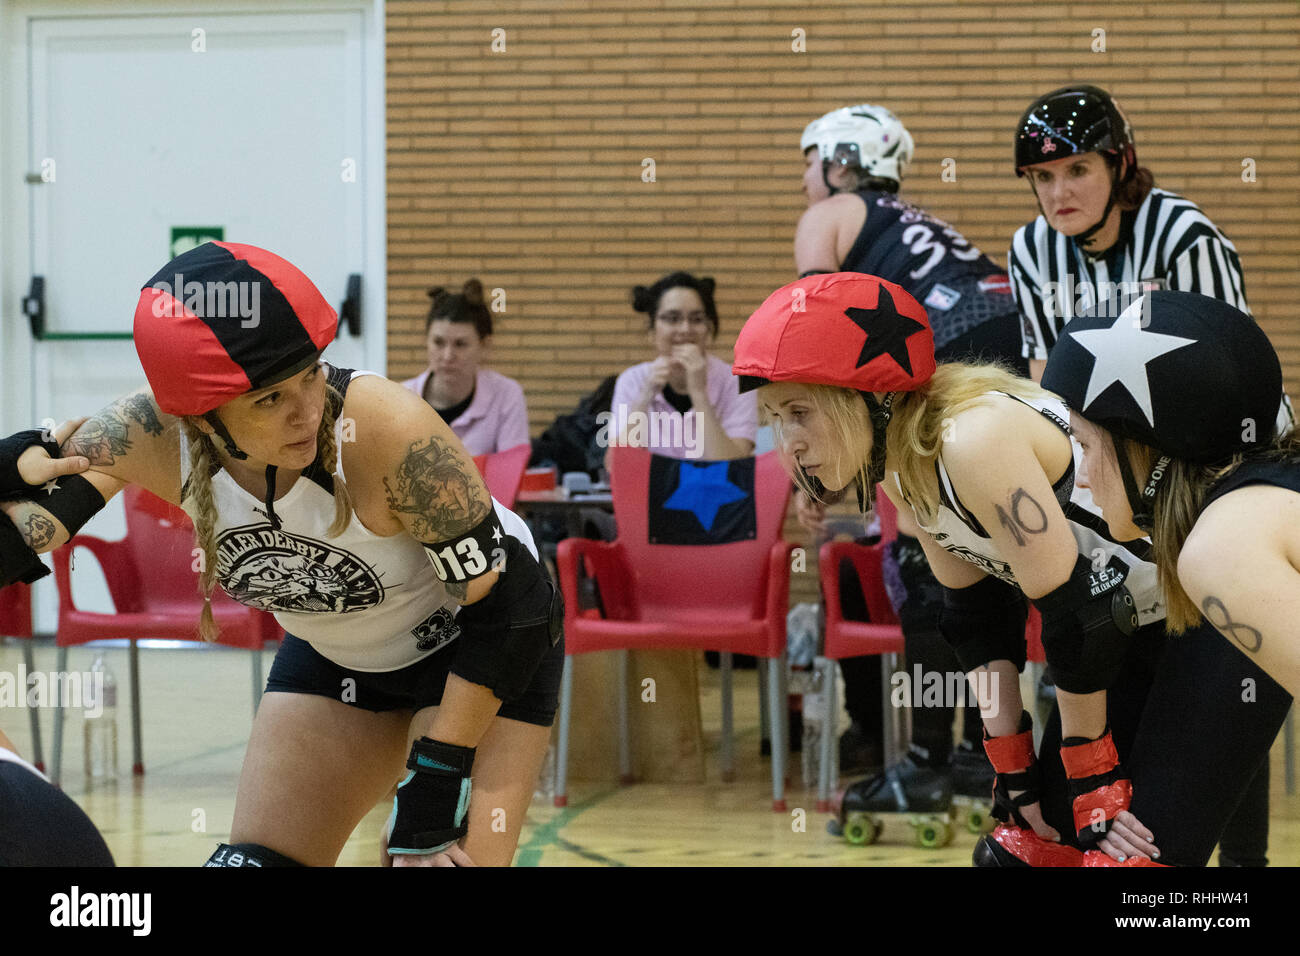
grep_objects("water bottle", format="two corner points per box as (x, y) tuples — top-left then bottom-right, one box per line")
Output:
(83, 653), (119, 779)
(800, 663), (825, 790)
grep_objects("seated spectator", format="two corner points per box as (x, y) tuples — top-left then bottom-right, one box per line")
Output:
(609, 272), (756, 463)
(402, 279), (529, 455)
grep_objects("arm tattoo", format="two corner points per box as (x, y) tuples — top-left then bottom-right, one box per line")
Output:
(443, 579), (469, 602)
(1200, 595), (1263, 653)
(1, 500), (59, 552)
(382, 436), (489, 541)
(23, 510), (57, 550)
(62, 393), (164, 466)
(994, 487), (1049, 547)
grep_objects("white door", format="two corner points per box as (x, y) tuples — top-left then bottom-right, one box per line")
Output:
(12, 6), (383, 625)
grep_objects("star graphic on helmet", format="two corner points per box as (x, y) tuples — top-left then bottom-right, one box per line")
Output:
(1066, 298), (1197, 427)
(844, 284), (927, 376)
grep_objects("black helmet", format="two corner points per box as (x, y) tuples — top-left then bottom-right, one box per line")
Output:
(1015, 85), (1136, 179)
(1042, 291), (1282, 531)
(1043, 292), (1280, 463)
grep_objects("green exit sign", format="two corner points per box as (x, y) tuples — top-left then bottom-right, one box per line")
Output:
(170, 227), (224, 258)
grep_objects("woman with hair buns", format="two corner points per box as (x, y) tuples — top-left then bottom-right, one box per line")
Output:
(401, 279), (530, 456)
(609, 271), (756, 463)
(0, 243), (564, 868)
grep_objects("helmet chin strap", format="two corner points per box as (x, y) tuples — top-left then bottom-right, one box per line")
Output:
(1027, 160), (1120, 256)
(204, 412), (248, 461)
(822, 162), (840, 196)
(1072, 192), (1118, 254)
(856, 391), (897, 514)
(202, 411), (285, 530)
(1110, 434), (1170, 535)
(1073, 160), (1126, 255)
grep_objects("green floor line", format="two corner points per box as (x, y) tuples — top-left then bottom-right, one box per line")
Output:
(515, 788), (618, 867)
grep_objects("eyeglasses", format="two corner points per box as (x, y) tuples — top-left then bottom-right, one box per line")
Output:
(655, 312), (710, 326)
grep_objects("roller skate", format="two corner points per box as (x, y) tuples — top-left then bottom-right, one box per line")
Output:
(972, 711), (1083, 867)
(949, 740), (996, 834)
(828, 746), (954, 848)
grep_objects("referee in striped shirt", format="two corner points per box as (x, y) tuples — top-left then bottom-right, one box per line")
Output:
(1008, 84), (1293, 435)
(1008, 84), (1287, 867)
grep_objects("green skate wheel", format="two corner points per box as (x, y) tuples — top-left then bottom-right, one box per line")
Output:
(966, 807), (992, 834)
(842, 813), (881, 846)
(914, 818), (952, 849)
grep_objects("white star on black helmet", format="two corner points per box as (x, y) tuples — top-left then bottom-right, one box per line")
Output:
(1064, 297), (1196, 427)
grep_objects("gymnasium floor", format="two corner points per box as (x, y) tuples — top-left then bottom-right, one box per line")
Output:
(3, 639), (1297, 867)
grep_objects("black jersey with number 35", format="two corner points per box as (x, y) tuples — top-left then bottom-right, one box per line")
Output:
(839, 190), (1017, 349)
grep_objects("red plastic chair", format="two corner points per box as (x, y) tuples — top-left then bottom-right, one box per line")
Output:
(553, 446), (795, 810)
(0, 582), (45, 771)
(49, 485), (282, 785)
(470, 443), (531, 509)
(816, 496), (907, 810)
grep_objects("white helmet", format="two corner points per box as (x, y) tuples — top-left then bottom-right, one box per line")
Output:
(800, 104), (914, 186)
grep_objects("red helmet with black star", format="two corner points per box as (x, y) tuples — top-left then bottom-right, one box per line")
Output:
(733, 272), (935, 394)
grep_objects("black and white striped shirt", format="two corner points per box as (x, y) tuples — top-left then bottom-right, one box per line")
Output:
(1009, 187), (1294, 437)
(1008, 188), (1249, 360)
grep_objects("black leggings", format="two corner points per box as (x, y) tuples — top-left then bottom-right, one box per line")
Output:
(837, 545), (983, 760)
(1036, 620), (1290, 866)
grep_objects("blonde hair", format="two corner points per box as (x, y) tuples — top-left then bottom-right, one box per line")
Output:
(765, 361), (1050, 524)
(1114, 430), (1300, 633)
(180, 382), (351, 642)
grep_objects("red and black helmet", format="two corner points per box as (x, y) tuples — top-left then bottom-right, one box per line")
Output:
(734, 273), (935, 513)
(133, 241), (337, 416)
(733, 272), (935, 395)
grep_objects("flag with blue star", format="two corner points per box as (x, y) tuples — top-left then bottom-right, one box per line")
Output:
(648, 455), (756, 545)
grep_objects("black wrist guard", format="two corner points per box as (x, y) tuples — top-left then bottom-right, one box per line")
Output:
(450, 534), (564, 702)
(34, 474), (104, 539)
(387, 737), (475, 855)
(1033, 555), (1138, 694)
(0, 513), (49, 588)
(0, 429), (61, 496)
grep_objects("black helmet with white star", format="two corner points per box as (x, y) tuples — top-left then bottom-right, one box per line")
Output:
(1042, 291), (1282, 463)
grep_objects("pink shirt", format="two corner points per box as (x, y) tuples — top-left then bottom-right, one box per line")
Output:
(610, 353), (757, 459)
(401, 367), (530, 456)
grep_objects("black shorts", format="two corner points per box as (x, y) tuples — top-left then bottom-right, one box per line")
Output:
(265, 630), (565, 727)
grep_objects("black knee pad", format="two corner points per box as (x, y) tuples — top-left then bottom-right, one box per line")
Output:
(938, 576), (1028, 673)
(204, 842), (305, 867)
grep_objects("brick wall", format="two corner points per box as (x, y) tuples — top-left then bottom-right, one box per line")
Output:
(387, 0), (1299, 602)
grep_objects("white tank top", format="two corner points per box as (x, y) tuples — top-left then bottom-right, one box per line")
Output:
(891, 391), (1165, 626)
(179, 365), (539, 671)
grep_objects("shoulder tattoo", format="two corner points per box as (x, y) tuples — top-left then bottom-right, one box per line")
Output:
(62, 393), (165, 466)
(382, 436), (489, 541)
